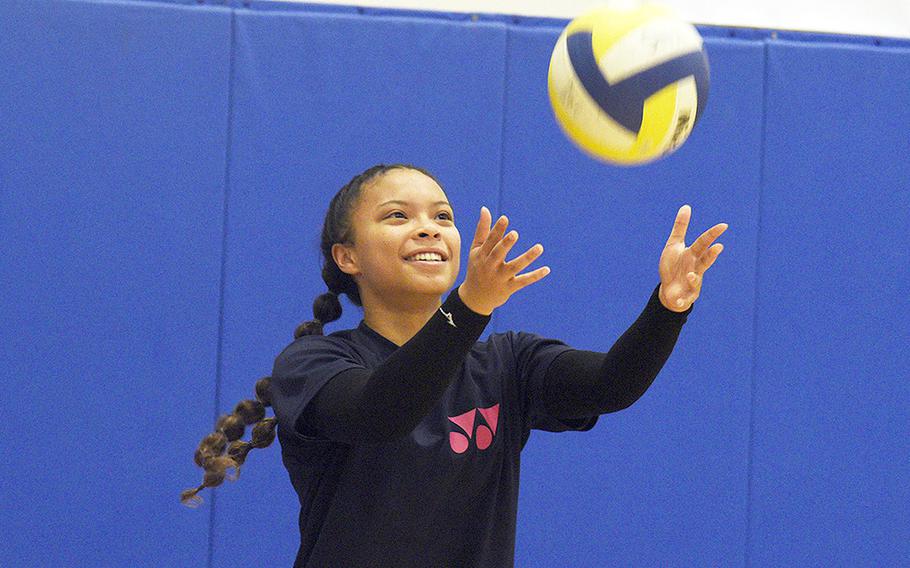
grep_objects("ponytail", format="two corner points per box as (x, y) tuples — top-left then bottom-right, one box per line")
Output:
(180, 377), (276, 508)
(294, 290), (343, 338)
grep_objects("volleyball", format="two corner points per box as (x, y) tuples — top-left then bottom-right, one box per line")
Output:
(548, 1), (710, 165)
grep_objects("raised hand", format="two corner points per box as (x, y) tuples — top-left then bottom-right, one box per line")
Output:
(457, 206), (550, 315)
(658, 205), (728, 312)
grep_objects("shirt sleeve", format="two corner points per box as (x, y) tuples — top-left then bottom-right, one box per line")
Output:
(540, 282), (693, 418)
(269, 335), (365, 442)
(508, 330), (599, 433)
(270, 287), (492, 444)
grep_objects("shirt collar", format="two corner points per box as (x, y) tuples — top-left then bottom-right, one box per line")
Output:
(355, 319), (400, 353)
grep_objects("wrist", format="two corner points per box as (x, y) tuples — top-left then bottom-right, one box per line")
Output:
(658, 284), (690, 313)
(457, 284), (493, 316)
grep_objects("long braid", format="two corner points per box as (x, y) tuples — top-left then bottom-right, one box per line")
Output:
(181, 377), (276, 507)
(226, 379), (277, 469)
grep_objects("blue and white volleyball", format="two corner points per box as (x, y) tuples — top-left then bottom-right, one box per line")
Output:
(548, 1), (710, 165)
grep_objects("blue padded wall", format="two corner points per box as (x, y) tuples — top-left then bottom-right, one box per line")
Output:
(750, 41), (910, 566)
(499, 29), (763, 566)
(3, 1), (908, 567)
(0, 0), (231, 566)
(212, 10), (507, 567)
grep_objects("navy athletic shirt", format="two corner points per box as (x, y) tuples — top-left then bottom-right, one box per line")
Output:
(270, 283), (692, 567)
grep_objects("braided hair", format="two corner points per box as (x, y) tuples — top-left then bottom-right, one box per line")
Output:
(181, 163), (441, 507)
(180, 378), (275, 507)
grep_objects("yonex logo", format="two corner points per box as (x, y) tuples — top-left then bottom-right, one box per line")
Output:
(447, 403), (499, 454)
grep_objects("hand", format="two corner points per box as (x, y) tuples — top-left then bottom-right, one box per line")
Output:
(458, 206), (550, 315)
(658, 205), (728, 312)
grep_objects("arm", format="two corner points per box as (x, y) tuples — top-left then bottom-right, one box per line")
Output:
(299, 288), (490, 444)
(540, 202), (729, 419)
(541, 283), (692, 418)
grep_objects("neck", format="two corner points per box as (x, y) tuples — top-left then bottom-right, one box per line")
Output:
(360, 289), (443, 347)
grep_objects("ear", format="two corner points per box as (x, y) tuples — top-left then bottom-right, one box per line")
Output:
(332, 242), (360, 277)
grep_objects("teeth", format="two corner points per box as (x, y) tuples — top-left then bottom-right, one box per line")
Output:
(408, 253), (443, 262)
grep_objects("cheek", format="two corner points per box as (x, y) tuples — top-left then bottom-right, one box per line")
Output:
(450, 231), (461, 269)
(376, 234), (401, 258)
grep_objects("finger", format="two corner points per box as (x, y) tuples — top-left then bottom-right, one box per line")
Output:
(510, 265), (551, 290)
(666, 204), (691, 246)
(490, 229), (520, 262)
(471, 206), (492, 249)
(504, 243), (544, 274)
(697, 243), (724, 273)
(480, 214), (510, 257)
(690, 223), (728, 257)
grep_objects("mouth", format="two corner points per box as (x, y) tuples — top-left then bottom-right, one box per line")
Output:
(403, 258), (447, 266)
(402, 255), (448, 269)
(403, 252), (447, 263)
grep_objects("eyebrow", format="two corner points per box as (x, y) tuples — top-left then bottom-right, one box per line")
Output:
(377, 200), (452, 209)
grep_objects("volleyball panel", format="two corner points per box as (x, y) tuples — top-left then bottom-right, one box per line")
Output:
(548, 30), (638, 162)
(568, 1), (674, 53)
(661, 74), (698, 151)
(596, 17), (705, 84)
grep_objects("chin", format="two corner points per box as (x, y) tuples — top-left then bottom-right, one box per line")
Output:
(412, 277), (456, 295)
(415, 282), (452, 295)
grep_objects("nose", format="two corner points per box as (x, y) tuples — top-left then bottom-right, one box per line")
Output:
(415, 217), (442, 239)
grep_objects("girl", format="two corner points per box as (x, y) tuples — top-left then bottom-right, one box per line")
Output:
(183, 164), (728, 567)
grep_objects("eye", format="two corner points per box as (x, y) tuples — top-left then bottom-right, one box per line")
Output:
(386, 211), (454, 221)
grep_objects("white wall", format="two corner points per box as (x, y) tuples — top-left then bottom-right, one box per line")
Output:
(270, 0), (910, 39)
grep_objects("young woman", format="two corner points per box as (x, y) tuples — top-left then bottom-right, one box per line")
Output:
(183, 163), (728, 567)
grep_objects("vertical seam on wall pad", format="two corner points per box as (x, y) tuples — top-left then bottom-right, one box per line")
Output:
(209, 8), (237, 568)
(493, 25), (510, 333)
(744, 38), (771, 568)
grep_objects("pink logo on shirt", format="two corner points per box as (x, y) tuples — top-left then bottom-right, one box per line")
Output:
(447, 404), (499, 454)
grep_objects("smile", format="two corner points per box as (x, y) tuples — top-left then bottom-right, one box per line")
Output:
(403, 252), (446, 262)
(403, 258), (447, 268)
(404, 259), (446, 263)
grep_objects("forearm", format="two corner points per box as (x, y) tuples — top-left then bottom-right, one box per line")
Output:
(542, 283), (692, 418)
(302, 287), (491, 443)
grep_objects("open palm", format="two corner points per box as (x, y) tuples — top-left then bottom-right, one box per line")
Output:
(658, 205), (728, 312)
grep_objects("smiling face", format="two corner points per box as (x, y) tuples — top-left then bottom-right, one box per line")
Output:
(332, 168), (461, 305)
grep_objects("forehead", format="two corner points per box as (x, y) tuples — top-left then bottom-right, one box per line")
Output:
(361, 168), (448, 208)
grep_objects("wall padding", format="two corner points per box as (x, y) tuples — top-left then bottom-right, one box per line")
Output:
(0, 0), (232, 566)
(750, 40), (910, 566)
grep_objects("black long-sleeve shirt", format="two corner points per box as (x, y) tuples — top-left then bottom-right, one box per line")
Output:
(296, 282), (691, 443)
(269, 282), (692, 567)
